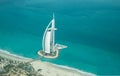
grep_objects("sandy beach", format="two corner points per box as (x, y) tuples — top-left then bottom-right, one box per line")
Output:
(31, 61), (96, 76)
(0, 49), (96, 76)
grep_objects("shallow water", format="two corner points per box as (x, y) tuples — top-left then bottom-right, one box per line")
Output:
(0, 0), (120, 75)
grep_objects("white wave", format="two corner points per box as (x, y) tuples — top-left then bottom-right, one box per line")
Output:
(0, 49), (32, 60)
(0, 49), (96, 76)
(51, 63), (96, 76)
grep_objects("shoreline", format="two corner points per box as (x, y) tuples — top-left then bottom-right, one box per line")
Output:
(0, 49), (96, 76)
(38, 50), (59, 59)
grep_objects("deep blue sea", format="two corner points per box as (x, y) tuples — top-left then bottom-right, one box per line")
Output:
(0, 0), (120, 75)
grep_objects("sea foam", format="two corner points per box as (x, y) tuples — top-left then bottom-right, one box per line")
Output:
(0, 49), (32, 60)
(0, 49), (96, 76)
(52, 63), (96, 76)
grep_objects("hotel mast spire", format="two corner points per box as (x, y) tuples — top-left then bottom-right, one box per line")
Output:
(38, 13), (67, 59)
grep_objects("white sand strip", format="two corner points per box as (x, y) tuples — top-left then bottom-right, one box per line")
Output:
(0, 49), (32, 62)
(31, 61), (96, 76)
(0, 49), (96, 76)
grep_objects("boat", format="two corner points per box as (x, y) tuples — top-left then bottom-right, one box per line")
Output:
(38, 14), (67, 58)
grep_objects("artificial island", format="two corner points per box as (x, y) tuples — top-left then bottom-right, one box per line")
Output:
(38, 14), (67, 58)
(0, 14), (96, 76)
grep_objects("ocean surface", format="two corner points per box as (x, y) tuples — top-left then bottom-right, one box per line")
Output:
(0, 0), (120, 75)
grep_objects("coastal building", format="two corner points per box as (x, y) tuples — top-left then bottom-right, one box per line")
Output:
(38, 14), (67, 58)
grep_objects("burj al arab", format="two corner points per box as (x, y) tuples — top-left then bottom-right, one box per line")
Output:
(38, 14), (67, 58)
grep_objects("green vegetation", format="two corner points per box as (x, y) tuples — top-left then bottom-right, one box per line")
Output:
(0, 56), (43, 76)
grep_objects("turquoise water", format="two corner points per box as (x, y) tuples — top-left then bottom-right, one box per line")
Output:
(0, 0), (120, 75)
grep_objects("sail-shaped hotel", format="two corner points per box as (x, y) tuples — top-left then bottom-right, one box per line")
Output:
(38, 14), (67, 58)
